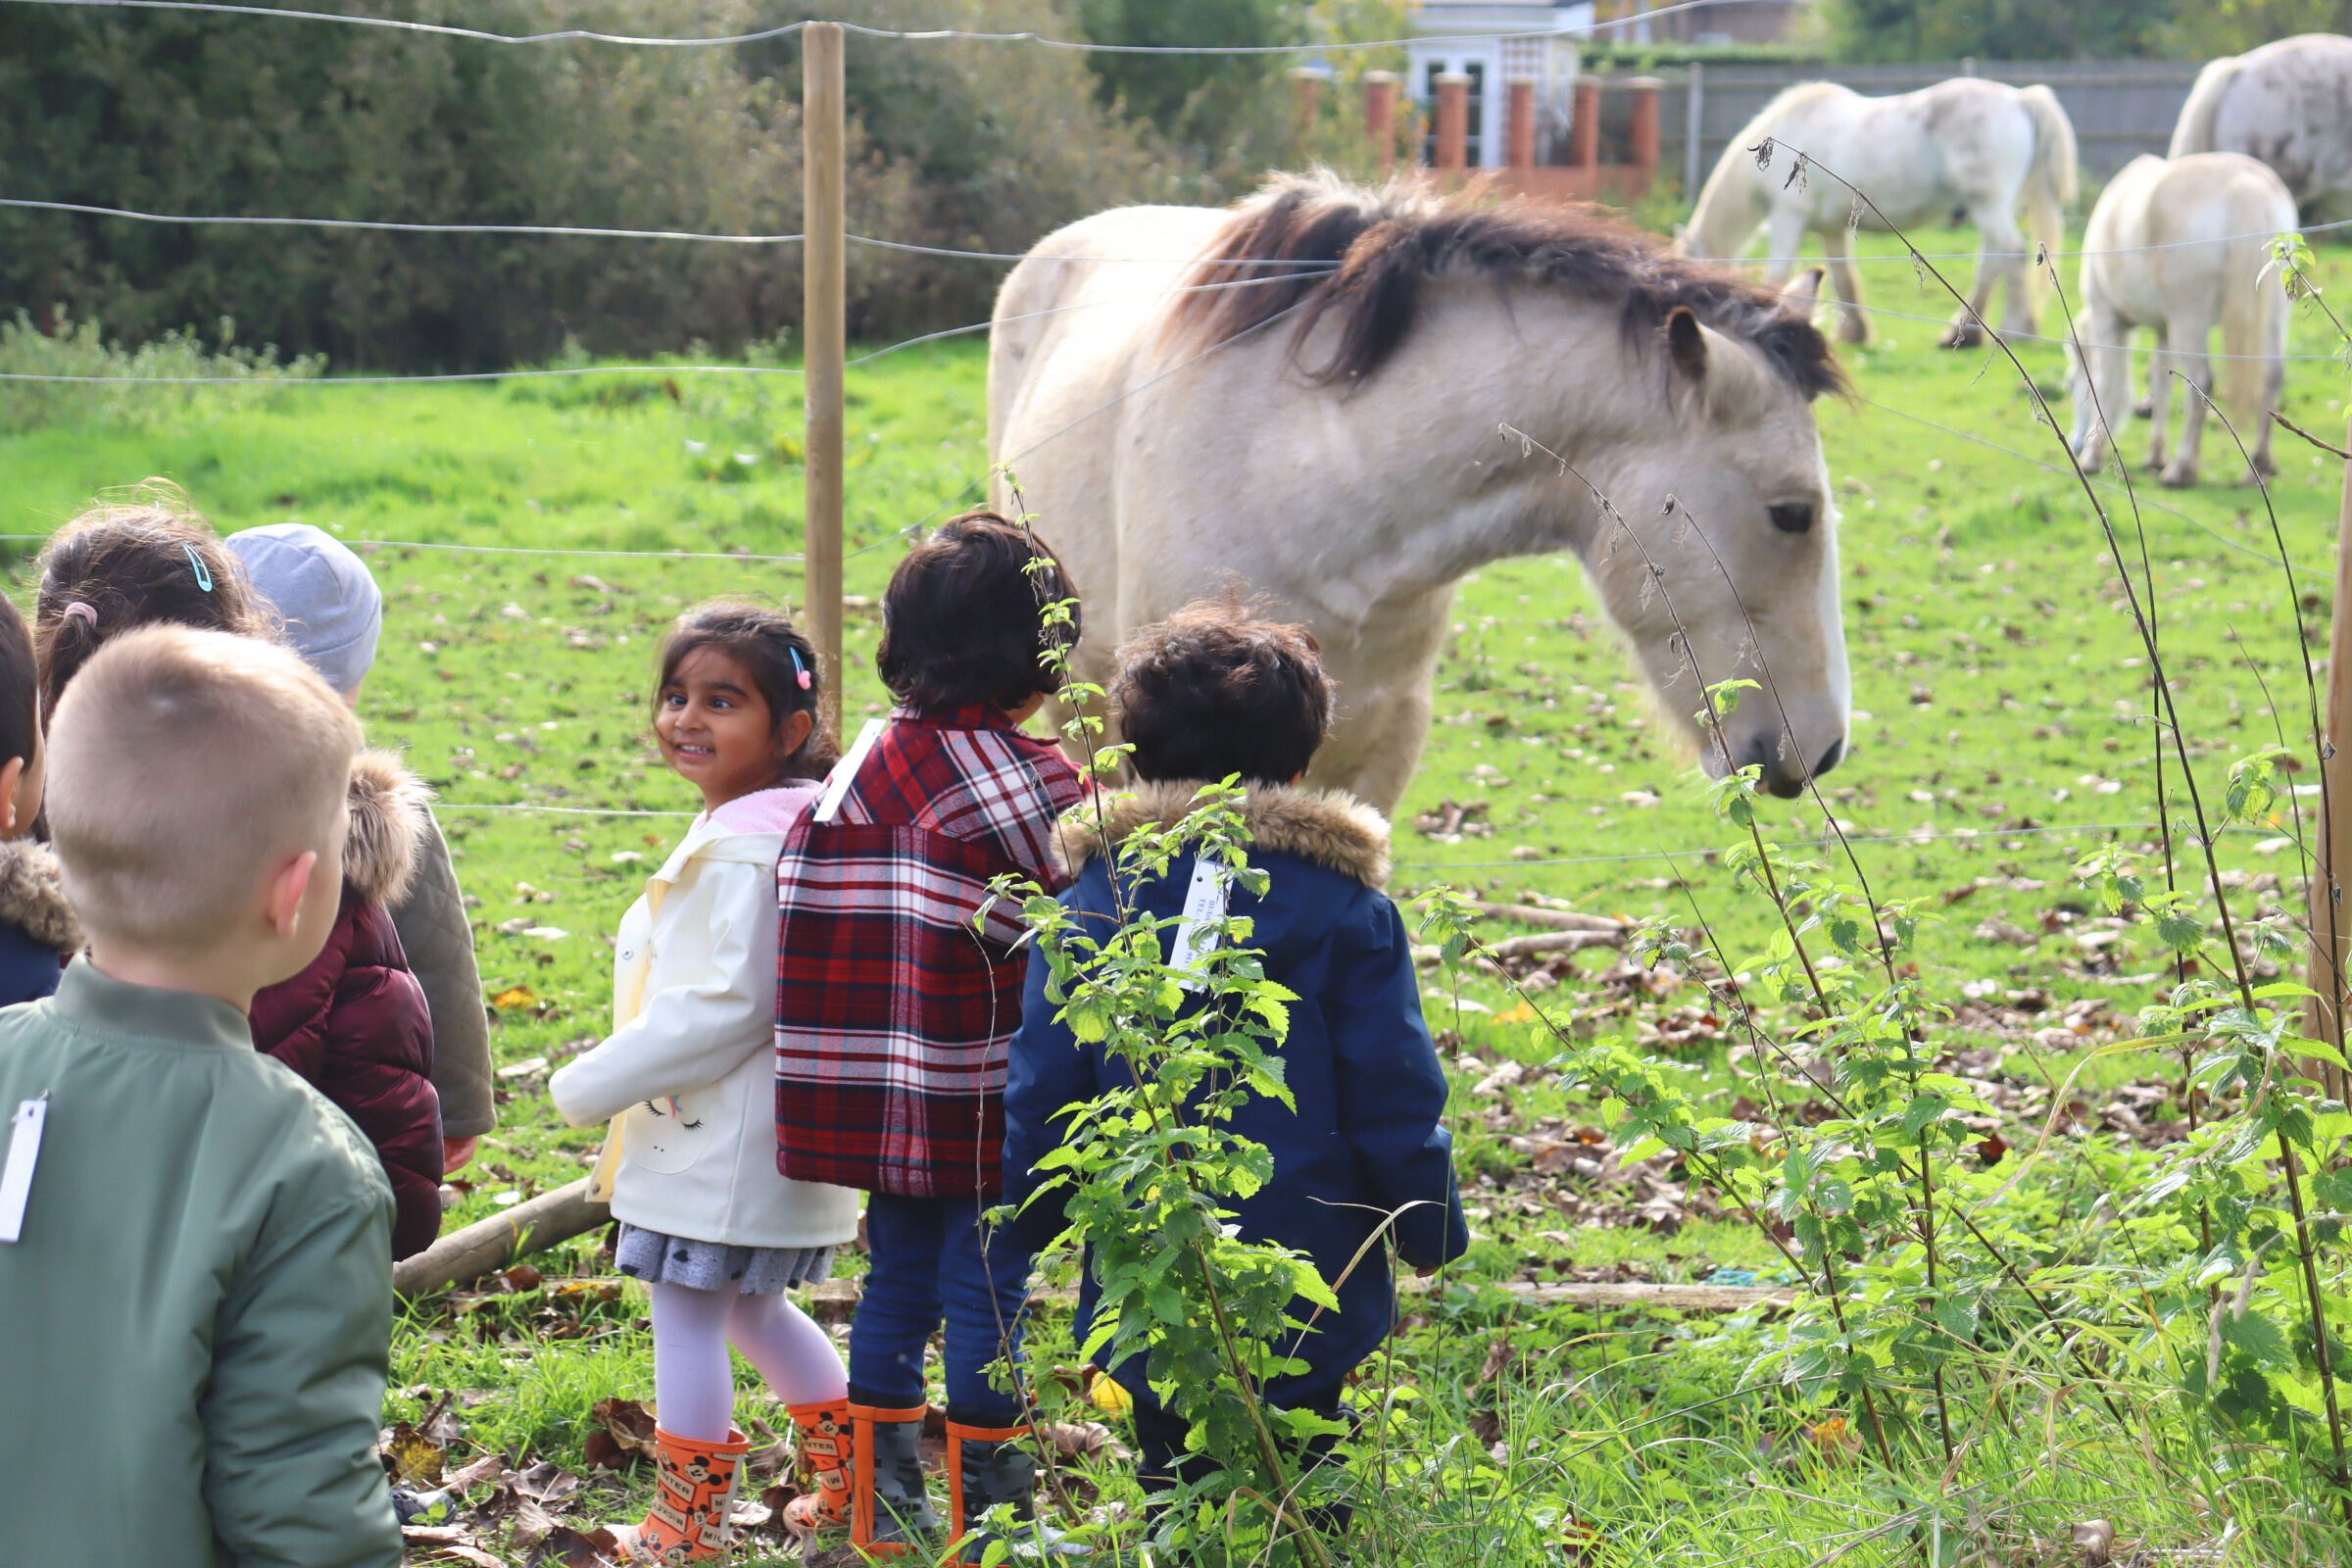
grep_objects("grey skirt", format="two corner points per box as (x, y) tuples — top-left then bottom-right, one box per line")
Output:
(614, 1223), (837, 1297)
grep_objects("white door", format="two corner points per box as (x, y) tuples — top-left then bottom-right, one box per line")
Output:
(1415, 47), (1502, 169)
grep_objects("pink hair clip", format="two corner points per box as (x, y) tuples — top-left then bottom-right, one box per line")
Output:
(61, 602), (96, 626)
(789, 646), (813, 691)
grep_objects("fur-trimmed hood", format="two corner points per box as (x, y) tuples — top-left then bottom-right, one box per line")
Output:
(1054, 780), (1392, 889)
(343, 751), (431, 906)
(0, 837), (82, 956)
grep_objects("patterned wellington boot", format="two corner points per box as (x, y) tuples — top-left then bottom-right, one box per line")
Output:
(946, 1420), (1084, 1565)
(779, 1399), (854, 1538)
(850, 1402), (944, 1556)
(618, 1426), (751, 1565)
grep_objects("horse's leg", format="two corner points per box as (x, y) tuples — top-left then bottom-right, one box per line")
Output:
(2250, 343), (2284, 481)
(2143, 335), (2175, 476)
(2133, 349), (2156, 421)
(1939, 244), (1999, 350)
(1819, 225), (1869, 345)
(2070, 303), (2130, 475)
(2159, 318), (2213, 488)
(1761, 205), (1807, 289)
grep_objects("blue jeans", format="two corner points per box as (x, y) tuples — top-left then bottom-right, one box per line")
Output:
(848, 1192), (1031, 1426)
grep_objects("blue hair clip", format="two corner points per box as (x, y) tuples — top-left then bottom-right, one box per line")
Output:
(184, 545), (213, 593)
(789, 646), (813, 692)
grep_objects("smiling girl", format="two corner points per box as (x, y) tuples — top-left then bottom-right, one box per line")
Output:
(550, 603), (860, 1562)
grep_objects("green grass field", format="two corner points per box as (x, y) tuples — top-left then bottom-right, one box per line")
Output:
(5, 225), (2348, 1564)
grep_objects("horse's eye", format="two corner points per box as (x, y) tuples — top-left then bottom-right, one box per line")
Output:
(1768, 503), (1815, 535)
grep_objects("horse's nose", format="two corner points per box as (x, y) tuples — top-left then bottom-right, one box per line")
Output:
(1748, 735), (1845, 799)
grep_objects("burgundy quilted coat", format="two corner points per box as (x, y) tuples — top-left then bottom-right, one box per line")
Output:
(250, 751), (443, 1259)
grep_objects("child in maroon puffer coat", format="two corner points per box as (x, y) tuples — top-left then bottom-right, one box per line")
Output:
(244, 750), (442, 1257)
(33, 487), (444, 1257)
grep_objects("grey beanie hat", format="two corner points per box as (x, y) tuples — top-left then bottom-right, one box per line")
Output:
(224, 523), (384, 694)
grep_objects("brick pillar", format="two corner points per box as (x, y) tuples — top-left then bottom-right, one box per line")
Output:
(1436, 71), (1470, 172)
(1506, 80), (1538, 171)
(1365, 70), (1398, 178)
(1628, 76), (1663, 179)
(1290, 67), (1323, 163)
(1570, 78), (1601, 171)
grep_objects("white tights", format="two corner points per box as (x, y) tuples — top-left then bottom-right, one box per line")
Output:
(649, 1280), (848, 1443)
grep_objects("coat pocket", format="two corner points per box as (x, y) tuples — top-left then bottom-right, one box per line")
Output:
(620, 1089), (713, 1176)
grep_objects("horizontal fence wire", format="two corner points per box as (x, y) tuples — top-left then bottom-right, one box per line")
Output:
(1849, 393), (2282, 566)
(0, 264), (1338, 387)
(5, 0), (1786, 52)
(1393, 818), (2225, 872)
(1835, 297), (2352, 361)
(11, 199), (2348, 270)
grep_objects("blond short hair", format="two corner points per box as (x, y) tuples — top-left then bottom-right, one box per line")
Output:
(47, 626), (361, 951)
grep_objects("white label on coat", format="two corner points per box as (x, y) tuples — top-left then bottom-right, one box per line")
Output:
(0, 1095), (48, 1244)
(812, 719), (886, 824)
(1168, 860), (1233, 991)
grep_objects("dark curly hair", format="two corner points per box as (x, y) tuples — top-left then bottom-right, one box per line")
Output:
(34, 482), (275, 723)
(876, 510), (1079, 713)
(655, 601), (837, 783)
(1112, 601), (1335, 785)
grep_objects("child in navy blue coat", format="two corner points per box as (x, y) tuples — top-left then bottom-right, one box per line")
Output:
(1001, 603), (1468, 1521)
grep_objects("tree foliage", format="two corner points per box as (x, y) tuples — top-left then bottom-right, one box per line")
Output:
(1818, 0), (2180, 61)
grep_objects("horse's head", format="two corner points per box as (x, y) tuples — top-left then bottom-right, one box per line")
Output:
(1586, 270), (1849, 800)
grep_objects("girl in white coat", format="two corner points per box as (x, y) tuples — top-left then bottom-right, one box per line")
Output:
(550, 604), (859, 1562)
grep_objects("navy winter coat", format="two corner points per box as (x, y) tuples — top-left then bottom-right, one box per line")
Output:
(0, 839), (78, 1007)
(1002, 782), (1469, 1405)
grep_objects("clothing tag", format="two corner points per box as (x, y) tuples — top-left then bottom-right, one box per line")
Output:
(811, 719), (886, 824)
(1168, 859), (1233, 991)
(0, 1094), (49, 1244)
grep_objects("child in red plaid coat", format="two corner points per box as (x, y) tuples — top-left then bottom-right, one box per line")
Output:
(773, 512), (1084, 1558)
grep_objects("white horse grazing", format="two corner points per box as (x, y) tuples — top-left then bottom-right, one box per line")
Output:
(2068, 153), (2296, 489)
(2172, 33), (2352, 217)
(1684, 79), (2077, 348)
(989, 173), (1852, 812)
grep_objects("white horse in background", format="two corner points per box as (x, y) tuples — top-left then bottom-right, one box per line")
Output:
(1683, 79), (2077, 348)
(2068, 153), (2296, 489)
(2172, 33), (2352, 217)
(990, 173), (1853, 813)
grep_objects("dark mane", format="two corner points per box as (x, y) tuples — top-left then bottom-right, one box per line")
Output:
(1164, 171), (1846, 401)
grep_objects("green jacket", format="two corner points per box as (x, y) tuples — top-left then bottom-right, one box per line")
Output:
(0, 959), (401, 1568)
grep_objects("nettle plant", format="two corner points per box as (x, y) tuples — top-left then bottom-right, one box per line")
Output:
(976, 488), (1353, 1566)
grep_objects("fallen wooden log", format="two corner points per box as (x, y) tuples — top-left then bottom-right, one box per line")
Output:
(803, 1274), (1785, 1324)
(1412, 928), (1623, 967)
(394, 1178), (610, 1298)
(397, 1182), (1790, 1318)
(1466, 900), (1625, 934)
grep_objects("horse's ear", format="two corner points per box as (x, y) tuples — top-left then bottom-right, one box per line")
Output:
(1665, 306), (1707, 380)
(1781, 267), (1825, 313)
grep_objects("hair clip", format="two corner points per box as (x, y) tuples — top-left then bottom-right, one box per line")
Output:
(61, 602), (96, 626)
(789, 646), (813, 691)
(183, 545), (213, 593)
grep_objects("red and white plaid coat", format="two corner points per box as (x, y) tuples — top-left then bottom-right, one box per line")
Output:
(773, 706), (1084, 1198)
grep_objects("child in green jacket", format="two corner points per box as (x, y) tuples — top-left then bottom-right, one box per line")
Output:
(0, 626), (401, 1568)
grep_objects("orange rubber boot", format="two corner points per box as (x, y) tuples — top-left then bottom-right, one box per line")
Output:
(623, 1426), (751, 1565)
(780, 1399), (854, 1538)
(849, 1402), (941, 1556)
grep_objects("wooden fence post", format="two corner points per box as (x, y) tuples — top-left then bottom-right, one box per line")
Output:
(1685, 61), (1705, 194)
(803, 20), (846, 741)
(2305, 411), (2352, 1102)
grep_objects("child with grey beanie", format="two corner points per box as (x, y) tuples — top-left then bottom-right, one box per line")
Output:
(226, 523), (498, 1172)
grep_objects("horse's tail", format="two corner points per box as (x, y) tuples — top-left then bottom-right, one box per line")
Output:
(2170, 54), (2243, 158)
(2221, 177), (2297, 423)
(2018, 84), (2078, 311)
